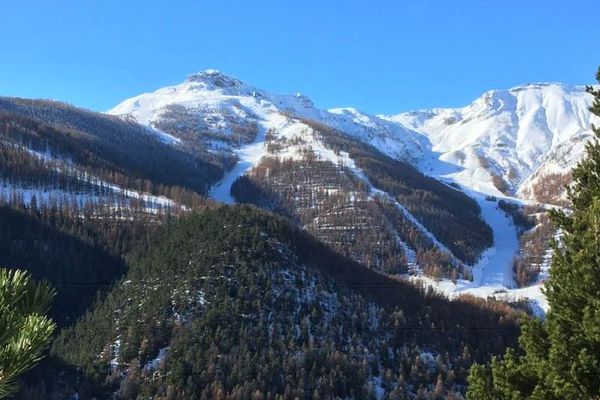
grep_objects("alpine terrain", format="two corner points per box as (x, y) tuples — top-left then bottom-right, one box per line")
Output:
(109, 71), (597, 313)
(0, 69), (596, 399)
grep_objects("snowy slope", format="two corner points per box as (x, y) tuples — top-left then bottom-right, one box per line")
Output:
(109, 71), (596, 314)
(110, 75), (596, 205)
(108, 70), (429, 168)
(107, 70), (464, 273)
(0, 146), (178, 213)
(388, 83), (598, 200)
(408, 189), (547, 314)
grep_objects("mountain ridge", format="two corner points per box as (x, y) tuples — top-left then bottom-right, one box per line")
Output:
(387, 82), (597, 201)
(109, 71), (597, 204)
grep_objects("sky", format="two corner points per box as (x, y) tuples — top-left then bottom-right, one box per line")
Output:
(0, 1), (598, 114)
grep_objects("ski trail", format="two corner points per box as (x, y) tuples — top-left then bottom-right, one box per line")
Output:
(409, 155), (549, 315)
(468, 191), (518, 289)
(209, 127), (267, 204)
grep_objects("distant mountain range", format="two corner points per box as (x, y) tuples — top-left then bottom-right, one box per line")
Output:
(110, 71), (597, 203)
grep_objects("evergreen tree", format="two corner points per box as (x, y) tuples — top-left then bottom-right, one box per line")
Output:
(0, 269), (55, 398)
(467, 67), (600, 399)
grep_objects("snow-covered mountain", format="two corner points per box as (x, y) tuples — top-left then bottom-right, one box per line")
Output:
(108, 71), (598, 314)
(387, 83), (598, 203)
(108, 70), (429, 164)
(109, 70), (492, 279)
(110, 74), (597, 205)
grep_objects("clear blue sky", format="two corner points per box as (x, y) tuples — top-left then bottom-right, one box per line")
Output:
(0, 1), (598, 114)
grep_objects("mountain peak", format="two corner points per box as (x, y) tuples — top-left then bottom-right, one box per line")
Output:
(185, 69), (243, 89)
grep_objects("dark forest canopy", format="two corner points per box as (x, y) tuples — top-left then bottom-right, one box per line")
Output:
(1, 203), (524, 399)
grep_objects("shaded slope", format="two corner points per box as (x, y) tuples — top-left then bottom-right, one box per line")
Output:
(0, 97), (224, 209)
(33, 205), (521, 399)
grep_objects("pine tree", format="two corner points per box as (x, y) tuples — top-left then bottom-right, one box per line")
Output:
(467, 67), (600, 399)
(0, 268), (55, 398)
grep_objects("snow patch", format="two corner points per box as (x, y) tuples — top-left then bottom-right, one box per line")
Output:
(144, 347), (168, 372)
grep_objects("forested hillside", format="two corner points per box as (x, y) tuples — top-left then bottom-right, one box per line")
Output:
(0, 98), (224, 211)
(13, 205), (521, 399)
(1, 68), (593, 399)
(232, 120), (492, 278)
(0, 203), (164, 326)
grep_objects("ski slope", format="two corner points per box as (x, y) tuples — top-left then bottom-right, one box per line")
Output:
(470, 192), (518, 288)
(209, 126), (267, 204)
(410, 153), (549, 314)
